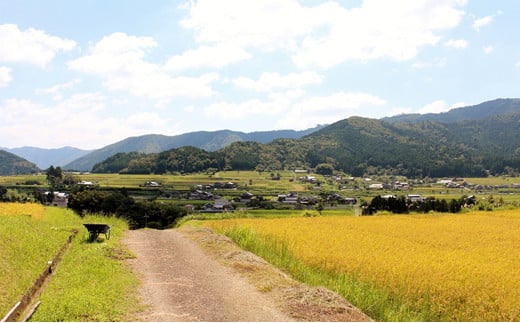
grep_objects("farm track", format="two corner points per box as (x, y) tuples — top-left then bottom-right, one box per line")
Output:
(122, 227), (371, 322)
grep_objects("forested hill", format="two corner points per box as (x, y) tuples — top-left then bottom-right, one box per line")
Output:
(383, 98), (520, 124)
(0, 150), (40, 175)
(299, 112), (520, 177)
(64, 127), (323, 171)
(92, 109), (520, 178)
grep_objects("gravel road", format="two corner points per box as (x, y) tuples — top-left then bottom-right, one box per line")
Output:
(122, 227), (371, 322)
(123, 229), (292, 321)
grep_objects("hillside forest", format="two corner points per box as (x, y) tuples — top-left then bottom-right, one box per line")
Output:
(92, 112), (520, 178)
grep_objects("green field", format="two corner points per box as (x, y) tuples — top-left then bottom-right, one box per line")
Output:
(0, 205), (140, 321)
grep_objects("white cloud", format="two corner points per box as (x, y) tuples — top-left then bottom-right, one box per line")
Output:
(387, 106), (414, 117)
(165, 44), (251, 70)
(68, 32), (219, 98)
(232, 71), (323, 92)
(181, 0), (321, 51)
(202, 91), (385, 128)
(203, 99), (286, 120)
(36, 79), (81, 100)
(276, 92), (386, 129)
(268, 89), (306, 101)
(450, 102), (466, 110)
(0, 24), (76, 67)
(0, 95), (104, 148)
(0, 94), (176, 149)
(125, 112), (168, 130)
(418, 100), (464, 114)
(472, 15), (494, 31)
(0, 66), (12, 87)
(483, 45), (494, 54)
(181, 0), (466, 69)
(295, 1), (466, 68)
(444, 39), (468, 48)
(412, 57), (447, 69)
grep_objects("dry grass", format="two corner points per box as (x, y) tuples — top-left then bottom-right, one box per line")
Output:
(0, 202), (45, 219)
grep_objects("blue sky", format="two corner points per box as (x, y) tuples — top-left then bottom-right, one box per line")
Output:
(0, 0), (518, 149)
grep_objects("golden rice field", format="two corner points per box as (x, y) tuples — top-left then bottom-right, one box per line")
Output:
(0, 202), (45, 219)
(203, 211), (520, 321)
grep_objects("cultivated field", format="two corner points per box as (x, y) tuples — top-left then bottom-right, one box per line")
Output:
(198, 211), (520, 321)
(3, 172), (520, 204)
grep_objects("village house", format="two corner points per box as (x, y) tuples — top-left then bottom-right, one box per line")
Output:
(278, 192), (299, 204)
(407, 194), (423, 202)
(239, 191), (255, 203)
(143, 181), (161, 187)
(202, 199), (234, 212)
(327, 193), (357, 205)
(45, 191), (68, 207)
(393, 181), (409, 190)
(368, 183), (384, 190)
(213, 182), (237, 189)
(189, 190), (214, 200)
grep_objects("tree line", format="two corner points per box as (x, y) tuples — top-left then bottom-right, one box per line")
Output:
(363, 195), (477, 215)
(67, 187), (187, 229)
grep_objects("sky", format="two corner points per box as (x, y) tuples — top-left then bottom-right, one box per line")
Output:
(1, 0), (519, 149)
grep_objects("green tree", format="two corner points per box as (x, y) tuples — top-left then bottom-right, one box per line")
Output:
(46, 165), (64, 190)
(315, 163), (334, 175)
(316, 202), (324, 215)
(0, 186), (7, 200)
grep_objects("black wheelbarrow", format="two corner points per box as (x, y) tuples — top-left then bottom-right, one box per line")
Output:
(83, 223), (111, 242)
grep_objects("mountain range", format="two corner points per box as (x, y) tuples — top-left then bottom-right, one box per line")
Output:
(1, 98), (519, 176)
(1, 127), (323, 173)
(1, 146), (92, 170)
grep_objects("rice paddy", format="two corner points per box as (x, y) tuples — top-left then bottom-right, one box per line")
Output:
(199, 210), (520, 321)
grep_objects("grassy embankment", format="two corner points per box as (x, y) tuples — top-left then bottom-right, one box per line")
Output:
(185, 209), (520, 321)
(0, 203), (140, 321)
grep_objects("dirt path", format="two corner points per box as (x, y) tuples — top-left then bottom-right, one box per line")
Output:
(123, 227), (371, 322)
(123, 229), (291, 321)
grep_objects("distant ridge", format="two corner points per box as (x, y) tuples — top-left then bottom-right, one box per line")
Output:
(64, 126), (324, 171)
(2, 146), (92, 169)
(383, 98), (520, 124)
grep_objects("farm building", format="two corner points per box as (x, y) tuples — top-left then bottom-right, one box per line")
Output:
(407, 194), (423, 202)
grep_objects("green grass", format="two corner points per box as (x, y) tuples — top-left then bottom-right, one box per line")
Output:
(0, 206), (141, 321)
(210, 225), (431, 322)
(30, 212), (140, 322)
(0, 208), (73, 315)
(31, 236), (140, 321)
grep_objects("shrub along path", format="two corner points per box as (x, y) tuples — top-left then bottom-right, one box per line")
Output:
(122, 227), (370, 322)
